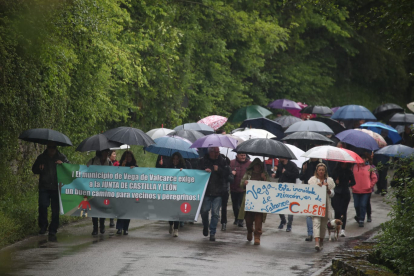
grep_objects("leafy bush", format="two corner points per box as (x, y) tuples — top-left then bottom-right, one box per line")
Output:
(375, 158), (414, 275)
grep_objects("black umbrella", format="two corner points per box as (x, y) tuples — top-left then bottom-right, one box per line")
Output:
(240, 118), (284, 140)
(167, 129), (205, 143)
(281, 131), (333, 145)
(76, 134), (122, 152)
(274, 115), (302, 128)
(388, 113), (414, 126)
(174, 123), (214, 135)
(235, 138), (297, 159)
(103, 127), (155, 147)
(300, 105), (333, 115)
(373, 103), (404, 120)
(310, 117), (346, 134)
(18, 128), (72, 146)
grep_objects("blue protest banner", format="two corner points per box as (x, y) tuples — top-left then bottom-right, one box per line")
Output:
(57, 164), (210, 221)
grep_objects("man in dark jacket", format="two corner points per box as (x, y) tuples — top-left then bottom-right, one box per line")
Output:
(274, 158), (299, 232)
(229, 153), (251, 228)
(32, 142), (69, 237)
(198, 147), (229, 241)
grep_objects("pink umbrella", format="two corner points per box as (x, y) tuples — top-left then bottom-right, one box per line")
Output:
(287, 102), (316, 119)
(198, 115), (228, 130)
(354, 129), (387, 148)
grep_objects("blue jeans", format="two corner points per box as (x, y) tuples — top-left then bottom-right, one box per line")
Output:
(201, 196), (222, 235)
(306, 216), (313, 236)
(353, 193), (371, 222)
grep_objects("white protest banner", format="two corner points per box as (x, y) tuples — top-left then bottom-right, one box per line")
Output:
(245, 181), (327, 217)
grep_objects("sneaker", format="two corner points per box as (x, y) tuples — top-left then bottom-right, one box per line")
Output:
(359, 221), (364, 227)
(92, 229), (98, 236)
(173, 229), (178, 237)
(320, 240), (324, 250)
(367, 216), (372, 223)
(169, 224), (173, 234)
(203, 226), (208, 237)
(221, 223), (226, 231)
(315, 244), (320, 251)
(209, 235), (216, 241)
(305, 235), (313, 242)
(278, 222), (286, 229)
(340, 230), (346, 237)
(109, 219), (115, 228)
(237, 220), (244, 227)
(123, 230), (128, 235)
(116, 229), (122, 235)
(286, 225), (292, 232)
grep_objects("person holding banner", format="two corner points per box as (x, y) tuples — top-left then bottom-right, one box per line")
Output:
(198, 147), (229, 242)
(239, 158), (270, 245)
(115, 151), (138, 235)
(167, 152), (187, 237)
(274, 158), (299, 232)
(308, 163), (335, 251)
(32, 142), (69, 237)
(86, 149), (112, 236)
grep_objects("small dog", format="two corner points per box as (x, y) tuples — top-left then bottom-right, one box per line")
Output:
(327, 216), (343, 241)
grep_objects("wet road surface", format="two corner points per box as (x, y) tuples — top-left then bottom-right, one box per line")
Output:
(0, 193), (390, 276)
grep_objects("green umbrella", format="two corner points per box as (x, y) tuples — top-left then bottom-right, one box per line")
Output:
(228, 105), (272, 123)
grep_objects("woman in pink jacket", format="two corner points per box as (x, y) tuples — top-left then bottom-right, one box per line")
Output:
(352, 155), (378, 227)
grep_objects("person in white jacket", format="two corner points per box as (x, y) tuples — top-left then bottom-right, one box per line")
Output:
(308, 163), (335, 251)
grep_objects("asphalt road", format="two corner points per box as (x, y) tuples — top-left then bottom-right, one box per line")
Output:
(0, 192), (390, 276)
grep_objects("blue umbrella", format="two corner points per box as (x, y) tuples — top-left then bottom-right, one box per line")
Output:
(331, 105), (377, 121)
(375, 145), (414, 158)
(144, 136), (199, 158)
(240, 117), (284, 139)
(336, 129), (379, 151)
(360, 122), (402, 144)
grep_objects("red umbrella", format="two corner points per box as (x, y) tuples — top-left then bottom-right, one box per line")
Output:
(339, 148), (364, 164)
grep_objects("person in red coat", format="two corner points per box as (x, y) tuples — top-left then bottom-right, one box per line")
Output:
(230, 153), (251, 227)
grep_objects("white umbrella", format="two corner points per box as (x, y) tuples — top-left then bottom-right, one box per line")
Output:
(301, 146), (355, 162)
(146, 128), (174, 140)
(284, 144), (308, 168)
(232, 128), (276, 140)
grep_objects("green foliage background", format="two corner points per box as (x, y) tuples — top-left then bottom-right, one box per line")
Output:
(0, 0), (413, 248)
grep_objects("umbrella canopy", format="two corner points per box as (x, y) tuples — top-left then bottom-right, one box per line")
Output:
(331, 105), (377, 121)
(373, 103), (404, 120)
(240, 117), (284, 139)
(353, 129), (387, 148)
(286, 102), (316, 119)
(233, 129), (276, 140)
(336, 129), (379, 151)
(197, 115), (228, 130)
(408, 102), (414, 113)
(274, 115), (302, 128)
(310, 117), (346, 134)
(388, 113), (414, 126)
(76, 134), (122, 152)
(18, 128), (72, 147)
(340, 148), (364, 164)
(300, 105), (333, 115)
(235, 138), (297, 159)
(223, 134), (245, 145)
(219, 147), (265, 161)
(284, 120), (334, 135)
(103, 127), (155, 147)
(167, 129), (205, 143)
(190, 134), (238, 149)
(146, 128), (174, 140)
(281, 131), (333, 146)
(228, 105), (273, 123)
(302, 146), (356, 162)
(331, 107), (340, 113)
(360, 122), (401, 144)
(375, 145), (414, 158)
(173, 123), (214, 135)
(144, 136), (199, 158)
(268, 99), (301, 110)
(285, 144), (308, 168)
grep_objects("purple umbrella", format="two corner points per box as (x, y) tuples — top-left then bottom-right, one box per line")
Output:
(268, 99), (301, 110)
(331, 107), (340, 113)
(190, 134), (238, 149)
(336, 129), (379, 151)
